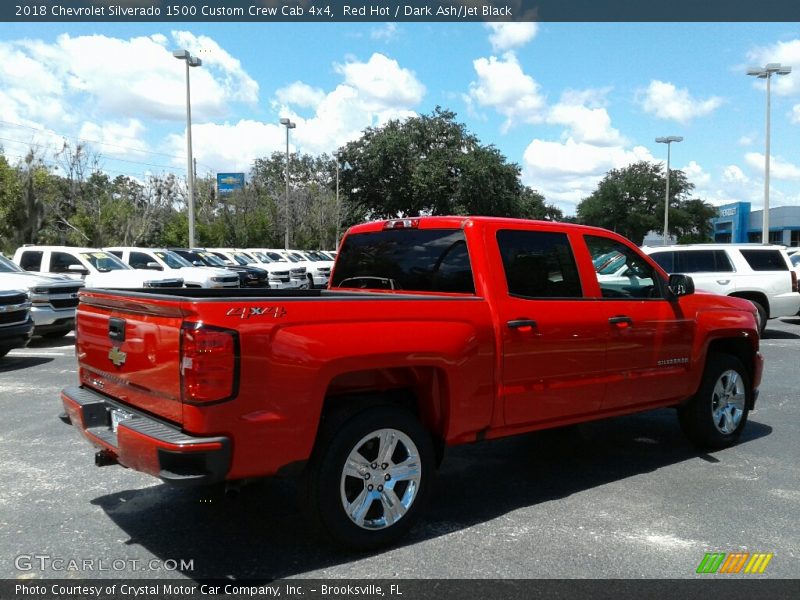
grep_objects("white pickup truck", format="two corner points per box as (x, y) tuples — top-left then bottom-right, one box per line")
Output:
(104, 247), (240, 289)
(0, 254), (82, 338)
(643, 243), (800, 332)
(12, 246), (183, 289)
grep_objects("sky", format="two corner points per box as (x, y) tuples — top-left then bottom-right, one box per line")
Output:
(1, 20), (799, 216)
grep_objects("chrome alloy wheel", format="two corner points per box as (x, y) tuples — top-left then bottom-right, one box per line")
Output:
(711, 369), (746, 434)
(340, 428), (422, 530)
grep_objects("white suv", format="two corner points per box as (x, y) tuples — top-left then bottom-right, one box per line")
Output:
(643, 244), (800, 332)
(105, 247), (239, 289)
(13, 246), (183, 289)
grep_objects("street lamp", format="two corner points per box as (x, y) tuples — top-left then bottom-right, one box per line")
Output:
(747, 63), (792, 243)
(655, 135), (683, 246)
(173, 49), (202, 248)
(280, 117), (296, 250)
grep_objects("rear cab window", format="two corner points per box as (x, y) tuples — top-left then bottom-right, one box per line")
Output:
(18, 251), (43, 271)
(650, 250), (733, 273)
(332, 228), (475, 294)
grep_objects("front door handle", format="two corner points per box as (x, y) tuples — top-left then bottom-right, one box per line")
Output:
(507, 319), (537, 329)
(609, 316), (633, 328)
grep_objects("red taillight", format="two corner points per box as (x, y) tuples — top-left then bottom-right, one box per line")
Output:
(792, 270), (798, 293)
(384, 218), (419, 230)
(180, 324), (239, 405)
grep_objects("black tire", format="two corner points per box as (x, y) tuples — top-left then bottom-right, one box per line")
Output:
(750, 300), (767, 335)
(0, 348), (10, 358)
(678, 353), (750, 449)
(304, 404), (435, 550)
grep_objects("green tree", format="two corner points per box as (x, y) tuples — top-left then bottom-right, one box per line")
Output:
(337, 107), (560, 221)
(576, 161), (694, 245)
(672, 198), (717, 244)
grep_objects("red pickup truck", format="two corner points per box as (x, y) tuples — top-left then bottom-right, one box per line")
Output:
(62, 216), (763, 549)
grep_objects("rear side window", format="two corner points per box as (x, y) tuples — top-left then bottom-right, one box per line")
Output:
(650, 250), (734, 273)
(740, 250), (789, 271)
(18, 251), (43, 271)
(497, 230), (582, 299)
(332, 229), (475, 293)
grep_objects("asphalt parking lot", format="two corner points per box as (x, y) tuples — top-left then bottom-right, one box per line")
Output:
(1, 318), (798, 581)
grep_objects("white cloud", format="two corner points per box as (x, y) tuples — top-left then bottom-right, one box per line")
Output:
(468, 53), (546, 130)
(744, 152), (800, 180)
(792, 104), (800, 123)
(546, 89), (625, 146)
(334, 53), (425, 109)
(746, 39), (800, 96)
(723, 165), (749, 183)
(738, 135), (755, 146)
(522, 139), (654, 208)
(682, 160), (711, 187)
(275, 82), (326, 109)
(370, 24), (399, 42)
(485, 23), (538, 53)
(640, 80), (723, 123)
(78, 120), (149, 158)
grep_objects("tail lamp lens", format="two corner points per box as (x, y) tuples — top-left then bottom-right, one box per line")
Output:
(792, 270), (798, 293)
(180, 324), (239, 404)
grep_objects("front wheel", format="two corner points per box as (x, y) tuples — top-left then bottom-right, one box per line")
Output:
(678, 353), (750, 449)
(304, 404), (435, 550)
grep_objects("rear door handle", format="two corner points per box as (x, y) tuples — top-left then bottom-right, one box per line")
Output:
(507, 319), (537, 329)
(609, 316), (633, 328)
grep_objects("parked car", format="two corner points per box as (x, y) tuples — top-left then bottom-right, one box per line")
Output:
(643, 244), (800, 333)
(0, 288), (33, 358)
(105, 247), (239, 289)
(0, 254), (82, 338)
(246, 249), (309, 289)
(291, 249), (332, 288)
(169, 248), (270, 288)
(63, 216), (763, 550)
(13, 246), (183, 289)
(206, 248), (301, 290)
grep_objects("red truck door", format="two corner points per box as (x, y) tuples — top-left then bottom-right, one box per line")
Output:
(582, 234), (695, 409)
(490, 226), (609, 426)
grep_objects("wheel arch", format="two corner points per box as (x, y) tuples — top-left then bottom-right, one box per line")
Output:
(704, 337), (757, 410)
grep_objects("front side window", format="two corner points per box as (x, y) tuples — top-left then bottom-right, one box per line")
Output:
(585, 236), (662, 299)
(497, 230), (582, 299)
(332, 228), (475, 293)
(50, 251), (84, 273)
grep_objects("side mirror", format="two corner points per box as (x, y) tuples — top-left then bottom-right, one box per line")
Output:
(145, 262), (163, 271)
(668, 273), (694, 298)
(67, 264), (89, 275)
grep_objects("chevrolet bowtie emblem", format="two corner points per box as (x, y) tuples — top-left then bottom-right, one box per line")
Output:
(108, 346), (127, 367)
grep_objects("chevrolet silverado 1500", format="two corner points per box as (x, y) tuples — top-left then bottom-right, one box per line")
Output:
(61, 217), (764, 549)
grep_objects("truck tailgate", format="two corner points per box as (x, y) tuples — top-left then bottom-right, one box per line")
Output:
(76, 290), (188, 425)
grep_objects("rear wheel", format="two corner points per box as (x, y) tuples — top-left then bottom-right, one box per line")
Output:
(678, 353), (750, 449)
(304, 404), (435, 549)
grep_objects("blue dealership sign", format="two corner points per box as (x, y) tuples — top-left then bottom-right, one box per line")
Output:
(217, 172), (245, 194)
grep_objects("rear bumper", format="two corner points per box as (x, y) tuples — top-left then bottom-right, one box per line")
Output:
(61, 386), (231, 486)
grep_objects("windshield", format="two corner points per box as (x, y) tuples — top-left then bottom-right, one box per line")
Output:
(198, 252), (229, 267)
(232, 253), (252, 265)
(79, 251), (129, 272)
(289, 252), (305, 262)
(154, 251), (192, 269)
(0, 255), (23, 273)
(266, 252), (287, 262)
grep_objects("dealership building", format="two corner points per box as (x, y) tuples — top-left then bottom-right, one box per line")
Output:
(711, 202), (800, 246)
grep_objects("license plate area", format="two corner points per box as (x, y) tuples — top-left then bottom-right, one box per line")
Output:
(108, 407), (133, 433)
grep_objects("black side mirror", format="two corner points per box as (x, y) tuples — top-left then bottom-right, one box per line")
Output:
(668, 273), (695, 298)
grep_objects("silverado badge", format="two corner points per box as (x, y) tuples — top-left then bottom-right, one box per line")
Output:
(108, 346), (127, 367)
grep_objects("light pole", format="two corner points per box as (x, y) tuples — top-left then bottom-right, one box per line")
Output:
(173, 49), (202, 248)
(280, 117), (296, 250)
(747, 63), (792, 243)
(655, 136), (683, 245)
